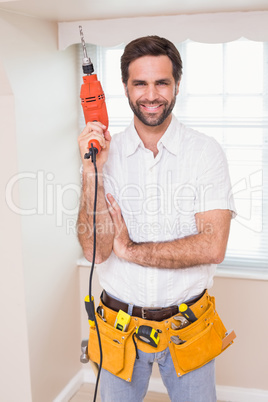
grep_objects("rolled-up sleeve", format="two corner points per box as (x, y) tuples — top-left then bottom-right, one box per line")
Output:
(194, 138), (237, 218)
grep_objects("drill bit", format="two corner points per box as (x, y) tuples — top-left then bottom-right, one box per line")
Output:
(79, 25), (94, 74)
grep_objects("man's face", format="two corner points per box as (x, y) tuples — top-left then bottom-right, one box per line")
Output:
(124, 55), (180, 127)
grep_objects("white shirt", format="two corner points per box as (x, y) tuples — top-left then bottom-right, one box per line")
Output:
(96, 115), (236, 307)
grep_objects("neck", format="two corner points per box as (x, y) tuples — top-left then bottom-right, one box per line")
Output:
(134, 115), (172, 156)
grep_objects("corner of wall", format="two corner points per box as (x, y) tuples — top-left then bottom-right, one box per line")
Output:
(0, 60), (32, 402)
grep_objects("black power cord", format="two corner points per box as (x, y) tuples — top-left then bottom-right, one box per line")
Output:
(85, 144), (103, 402)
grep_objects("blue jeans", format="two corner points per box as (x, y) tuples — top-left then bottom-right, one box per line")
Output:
(100, 348), (216, 402)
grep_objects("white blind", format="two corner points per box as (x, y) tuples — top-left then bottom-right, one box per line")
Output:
(59, 11), (268, 49)
(78, 38), (268, 271)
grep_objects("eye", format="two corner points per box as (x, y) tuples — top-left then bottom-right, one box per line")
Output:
(157, 81), (169, 86)
(134, 82), (146, 87)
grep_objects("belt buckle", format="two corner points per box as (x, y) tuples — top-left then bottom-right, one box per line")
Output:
(141, 307), (147, 319)
(141, 307), (162, 320)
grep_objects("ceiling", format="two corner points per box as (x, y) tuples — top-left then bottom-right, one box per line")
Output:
(1, 0), (268, 22)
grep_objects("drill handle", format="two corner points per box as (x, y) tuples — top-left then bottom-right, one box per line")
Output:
(80, 74), (109, 159)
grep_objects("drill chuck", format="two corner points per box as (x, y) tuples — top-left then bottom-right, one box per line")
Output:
(79, 25), (94, 75)
(82, 63), (94, 75)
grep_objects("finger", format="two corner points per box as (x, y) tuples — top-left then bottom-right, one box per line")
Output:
(106, 196), (129, 242)
(78, 131), (106, 150)
(106, 195), (124, 231)
(85, 121), (106, 134)
(104, 130), (112, 142)
(79, 122), (106, 142)
(106, 194), (121, 214)
(87, 132), (106, 149)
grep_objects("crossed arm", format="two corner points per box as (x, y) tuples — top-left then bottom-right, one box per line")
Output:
(77, 122), (232, 268)
(104, 194), (232, 269)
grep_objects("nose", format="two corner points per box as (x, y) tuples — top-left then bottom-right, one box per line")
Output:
(145, 84), (159, 101)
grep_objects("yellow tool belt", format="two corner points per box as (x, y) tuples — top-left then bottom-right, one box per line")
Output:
(87, 291), (235, 382)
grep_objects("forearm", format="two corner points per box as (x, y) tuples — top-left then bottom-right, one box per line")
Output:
(123, 232), (222, 269)
(77, 170), (114, 263)
(108, 193), (231, 269)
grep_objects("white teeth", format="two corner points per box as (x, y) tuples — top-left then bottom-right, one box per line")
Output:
(144, 105), (160, 109)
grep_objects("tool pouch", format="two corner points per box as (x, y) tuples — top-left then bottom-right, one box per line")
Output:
(87, 304), (137, 382)
(87, 293), (235, 381)
(169, 294), (235, 377)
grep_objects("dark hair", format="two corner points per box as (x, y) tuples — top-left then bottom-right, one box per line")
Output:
(121, 35), (183, 85)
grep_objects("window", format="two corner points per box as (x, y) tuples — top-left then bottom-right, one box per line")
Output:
(79, 39), (268, 272)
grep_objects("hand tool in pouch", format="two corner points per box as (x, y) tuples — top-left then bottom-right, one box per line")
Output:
(173, 315), (190, 329)
(114, 310), (131, 332)
(170, 335), (186, 345)
(222, 329), (236, 350)
(135, 325), (160, 348)
(179, 303), (197, 322)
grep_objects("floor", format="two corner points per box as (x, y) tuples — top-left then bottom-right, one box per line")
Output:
(69, 383), (170, 401)
(69, 383), (224, 401)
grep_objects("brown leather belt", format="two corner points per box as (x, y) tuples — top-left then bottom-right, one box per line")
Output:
(101, 289), (206, 322)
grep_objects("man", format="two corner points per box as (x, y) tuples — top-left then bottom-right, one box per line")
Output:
(77, 36), (236, 402)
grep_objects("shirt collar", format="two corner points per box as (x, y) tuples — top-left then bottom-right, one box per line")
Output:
(125, 115), (180, 157)
(158, 115), (180, 156)
(125, 121), (143, 157)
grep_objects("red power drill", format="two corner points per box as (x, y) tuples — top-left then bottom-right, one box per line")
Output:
(79, 26), (109, 160)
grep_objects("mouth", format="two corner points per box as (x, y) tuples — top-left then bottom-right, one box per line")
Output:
(140, 103), (163, 113)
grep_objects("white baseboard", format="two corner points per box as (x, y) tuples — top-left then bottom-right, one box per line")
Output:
(216, 385), (268, 402)
(53, 368), (95, 402)
(54, 366), (268, 402)
(146, 376), (268, 402)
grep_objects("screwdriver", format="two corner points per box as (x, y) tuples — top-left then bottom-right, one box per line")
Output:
(179, 303), (197, 322)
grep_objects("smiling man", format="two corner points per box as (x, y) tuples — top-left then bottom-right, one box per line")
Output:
(124, 54), (179, 157)
(77, 36), (236, 402)
(126, 55), (178, 127)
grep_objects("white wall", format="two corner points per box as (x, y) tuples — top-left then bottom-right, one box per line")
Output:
(0, 60), (33, 402)
(211, 276), (268, 391)
(0, 10), (82, 402)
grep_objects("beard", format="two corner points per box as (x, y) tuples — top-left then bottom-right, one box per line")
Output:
(126, 91), (177, 127)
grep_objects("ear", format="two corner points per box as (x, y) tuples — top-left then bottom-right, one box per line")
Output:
(123, 80), (128, 97)
(175, 80), (181, 96)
